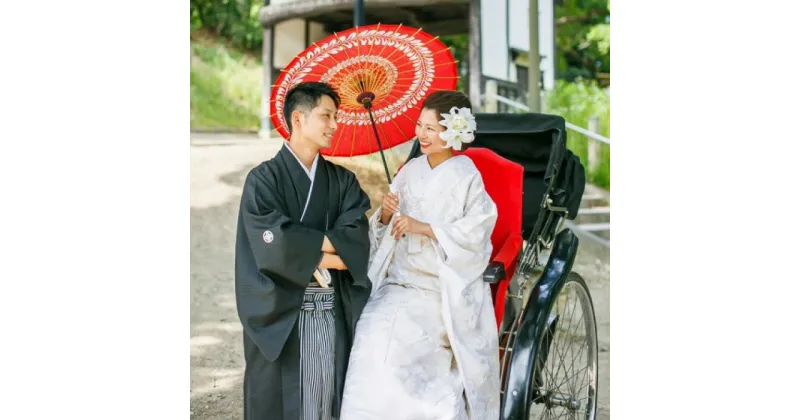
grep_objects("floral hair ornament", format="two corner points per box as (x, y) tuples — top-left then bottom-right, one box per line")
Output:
(439, 106), (477, 151)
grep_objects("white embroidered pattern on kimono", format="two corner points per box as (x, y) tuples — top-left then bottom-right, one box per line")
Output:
(340, 155), (500, 420)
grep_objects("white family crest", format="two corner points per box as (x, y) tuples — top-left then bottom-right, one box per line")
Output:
(439, 106), (477, 151)
(262, 230), (274, 244)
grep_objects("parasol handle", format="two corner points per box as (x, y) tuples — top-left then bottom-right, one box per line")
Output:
(358, 93), (393, 185)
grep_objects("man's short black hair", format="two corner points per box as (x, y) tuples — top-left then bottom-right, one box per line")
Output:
(283, 82), (341, 134)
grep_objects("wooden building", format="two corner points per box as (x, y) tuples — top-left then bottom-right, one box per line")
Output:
(258, 0), (554, 132)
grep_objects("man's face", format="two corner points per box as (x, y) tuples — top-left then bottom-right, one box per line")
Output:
(295, 95), (339, 149)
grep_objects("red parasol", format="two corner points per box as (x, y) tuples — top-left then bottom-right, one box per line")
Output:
(270, 23), (459, 183)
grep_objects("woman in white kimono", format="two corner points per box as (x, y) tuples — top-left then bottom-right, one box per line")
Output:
(339, 91), (501, 420)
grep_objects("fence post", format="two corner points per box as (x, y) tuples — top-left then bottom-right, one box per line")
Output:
(540, 90), (549, 114)
(484, 79), (498, 113)
(588, 115), (600, 174)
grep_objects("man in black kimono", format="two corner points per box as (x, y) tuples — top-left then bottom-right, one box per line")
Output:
(234, 81), (372, 420)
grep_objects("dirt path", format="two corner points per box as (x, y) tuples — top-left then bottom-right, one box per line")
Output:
(190, 133), (610, 419)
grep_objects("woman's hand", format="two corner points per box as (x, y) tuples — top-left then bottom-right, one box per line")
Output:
(380, 192), (400, 224)
(390, 215), (433, 240)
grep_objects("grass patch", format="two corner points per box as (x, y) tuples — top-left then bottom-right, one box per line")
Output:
(190, 34), (262, 131)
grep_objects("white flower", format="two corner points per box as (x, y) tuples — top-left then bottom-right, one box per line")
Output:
(439, 106), (477, 150)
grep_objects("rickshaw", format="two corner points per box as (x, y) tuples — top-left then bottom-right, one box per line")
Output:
(402, 112), (599, 420)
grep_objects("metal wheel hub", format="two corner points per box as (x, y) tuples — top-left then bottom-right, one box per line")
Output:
(539, 391), (581, 411)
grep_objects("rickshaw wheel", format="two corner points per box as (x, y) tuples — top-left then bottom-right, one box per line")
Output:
(529, 272), (598, 420)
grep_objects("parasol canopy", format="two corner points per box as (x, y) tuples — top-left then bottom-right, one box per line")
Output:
(270, 23), (459, 182)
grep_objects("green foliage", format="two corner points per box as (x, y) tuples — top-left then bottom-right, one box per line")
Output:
(586, 23), (610, 55)
(190, 41), (262, 130)
(555, 0), (610, 83)
(440, 34), (469, 93)
(545, 79), (610, 188)
(191, 0), (263, 53)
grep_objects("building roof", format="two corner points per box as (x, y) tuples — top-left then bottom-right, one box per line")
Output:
(260, 0), (471, 36)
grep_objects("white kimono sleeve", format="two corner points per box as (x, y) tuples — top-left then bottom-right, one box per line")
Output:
(430, 172), (502, 419)
(429, 173), (498, 270)
(366, 164), (409, 293)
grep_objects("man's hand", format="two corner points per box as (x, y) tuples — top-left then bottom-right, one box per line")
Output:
(319, 252), (347, 270)
(322, 236), (336, 254)
(390, 215), (433, 240)
(380, 192), (400, 225)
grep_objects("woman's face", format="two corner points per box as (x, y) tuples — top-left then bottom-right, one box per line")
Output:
(415, 108), (449, 155)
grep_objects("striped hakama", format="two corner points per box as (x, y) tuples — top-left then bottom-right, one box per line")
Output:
(298, 281), (336, 420)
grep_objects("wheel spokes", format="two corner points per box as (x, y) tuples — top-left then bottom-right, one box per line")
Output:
(530, 278), (598, 420)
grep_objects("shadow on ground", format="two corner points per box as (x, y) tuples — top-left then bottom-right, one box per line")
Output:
(190, 163), (254, 419)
